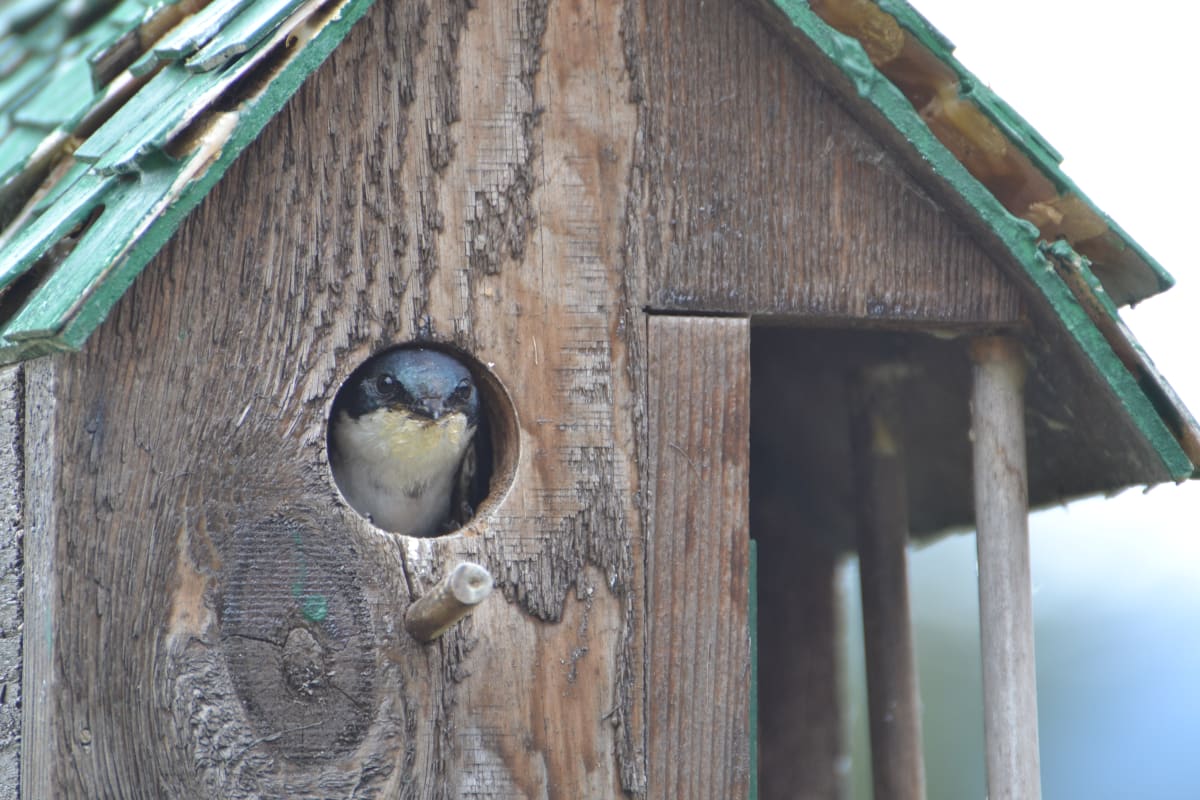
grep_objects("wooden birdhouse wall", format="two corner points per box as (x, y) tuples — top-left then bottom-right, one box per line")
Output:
(16, 0), (1052, 798)
(637, 0), (1023, 324)
(24, 1), (647, 796)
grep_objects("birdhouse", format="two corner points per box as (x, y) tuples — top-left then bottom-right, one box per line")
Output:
(0, 0), (1195, 798)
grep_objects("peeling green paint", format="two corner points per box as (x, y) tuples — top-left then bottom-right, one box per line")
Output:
(185, 0), (308, 72)
(0, 0), (378, 362)
(3, 165), (180, 341)
(301, 594), (329, 623)
(0, 125), (50, 186)
(822, 27), (878, 97)
(872, 0), (1170, 300)
(289, 529), (330, 623)
(1042, 240), (1200, 474)
(148, 0), (246, 63)
(0, 172), (116, 294)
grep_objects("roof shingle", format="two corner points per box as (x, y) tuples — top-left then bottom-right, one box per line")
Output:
(0, 0), (371, 363)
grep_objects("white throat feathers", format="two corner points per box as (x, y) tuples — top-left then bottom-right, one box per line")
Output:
(332, 407), (476, 535)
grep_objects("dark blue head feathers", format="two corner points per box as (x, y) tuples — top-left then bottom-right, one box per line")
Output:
(336, 348), (480, 424)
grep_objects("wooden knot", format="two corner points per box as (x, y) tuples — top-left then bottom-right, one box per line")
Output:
(405, 561), (494, 642)
(282, 627), (328, 697)
(221, 518), (377, 761)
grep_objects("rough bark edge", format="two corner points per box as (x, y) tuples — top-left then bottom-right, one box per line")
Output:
(464, 1), (547, 277)
(614, 0), (650, 793)
(410, 0), (471, 327)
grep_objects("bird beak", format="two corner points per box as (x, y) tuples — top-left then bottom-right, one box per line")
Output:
(421, 399), (445, 420)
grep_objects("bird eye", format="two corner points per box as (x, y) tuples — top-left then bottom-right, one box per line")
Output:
(374, 374), (410, 402)
(448, 377), (473, 405)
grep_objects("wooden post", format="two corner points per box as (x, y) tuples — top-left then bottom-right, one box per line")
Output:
(970, 336), (1042, 800)
(404, 562), (494, 643)
(851, 375), (926, 800)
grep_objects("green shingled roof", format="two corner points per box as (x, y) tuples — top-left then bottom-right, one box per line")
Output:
(0, 0), (372, 363)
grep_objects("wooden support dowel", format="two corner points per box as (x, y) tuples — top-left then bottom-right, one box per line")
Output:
(851, 376), (927, 800)
(970, 336), (1042, 800)
(405, 562), (494, 643)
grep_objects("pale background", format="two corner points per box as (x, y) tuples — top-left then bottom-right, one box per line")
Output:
(843, 2), (1200, 796)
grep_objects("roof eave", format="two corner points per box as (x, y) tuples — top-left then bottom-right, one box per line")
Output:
(754, 0), (1197, 481)
(779, 0), (1171, 307)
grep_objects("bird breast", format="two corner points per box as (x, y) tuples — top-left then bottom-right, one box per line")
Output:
(332, 408), (475, 535)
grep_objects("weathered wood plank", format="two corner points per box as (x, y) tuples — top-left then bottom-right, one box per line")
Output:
(22, 0), (647, 796)
(0, 367), (20, 800)
(19, 359), (55, 800)
(647, 315), (751, 799)
(636, 0), (1024, 324)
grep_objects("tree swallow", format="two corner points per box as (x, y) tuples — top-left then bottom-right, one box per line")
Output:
(329, 348), (481, 536)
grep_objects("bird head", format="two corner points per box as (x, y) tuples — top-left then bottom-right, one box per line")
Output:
(336, 348), (480, 425)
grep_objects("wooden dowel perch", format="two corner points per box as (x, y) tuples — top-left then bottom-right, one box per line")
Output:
(405, 562), (494, 643)
(851, 374), (927, 800)
(970, 336), (1042, 800)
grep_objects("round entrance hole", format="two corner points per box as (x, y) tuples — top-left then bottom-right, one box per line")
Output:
(326, 343), (517, 537)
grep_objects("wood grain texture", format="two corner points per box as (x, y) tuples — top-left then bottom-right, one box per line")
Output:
(634, 0), (1025, 324)
(20, 359), (56, 800)
(0, 367), (19, 800)
(14, 0), (1179, 796)
(646, 315), (751, 800)
(21, 0), (647, 796)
